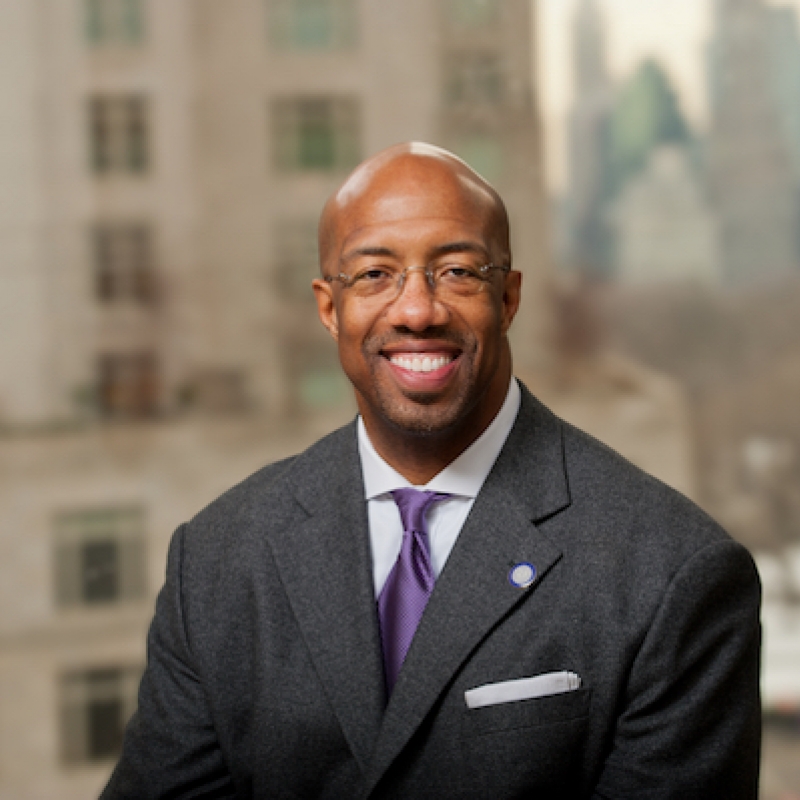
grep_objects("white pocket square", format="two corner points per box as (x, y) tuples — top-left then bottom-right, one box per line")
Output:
(464, 671), (582, 709)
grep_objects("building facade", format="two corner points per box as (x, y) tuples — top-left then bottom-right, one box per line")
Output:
(0, 1), (553, 797)
(612, 145), (722, 286)
(706, 0), (799, 284)
(563, 0), (613, 278)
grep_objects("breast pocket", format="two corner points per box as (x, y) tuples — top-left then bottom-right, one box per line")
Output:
(461, 686), (592, 737)
(459, 688), (592, 798)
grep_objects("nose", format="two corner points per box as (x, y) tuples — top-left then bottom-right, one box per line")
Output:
(384, 267), (450, 332)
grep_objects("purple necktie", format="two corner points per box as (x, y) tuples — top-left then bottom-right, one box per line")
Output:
(378, 488), (449, 695)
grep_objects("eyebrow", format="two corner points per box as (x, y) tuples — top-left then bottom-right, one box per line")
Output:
(340, 240), (488, 264)
(340, 246), (397, 264)
(431, 241), (488, 259)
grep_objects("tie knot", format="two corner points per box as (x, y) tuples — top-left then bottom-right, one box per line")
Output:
(391, 488), (449, 533)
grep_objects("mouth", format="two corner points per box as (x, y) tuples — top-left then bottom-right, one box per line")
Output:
(378, 342), (462, 393)
(388, 353), (455, 373)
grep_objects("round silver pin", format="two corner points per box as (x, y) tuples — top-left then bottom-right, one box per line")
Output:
(509, 562), (537, 589)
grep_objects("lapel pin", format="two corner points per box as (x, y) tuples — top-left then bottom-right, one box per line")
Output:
(509, 562), (537, 589)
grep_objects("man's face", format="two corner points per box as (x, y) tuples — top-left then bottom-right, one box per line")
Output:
(313, 158), (521, 440)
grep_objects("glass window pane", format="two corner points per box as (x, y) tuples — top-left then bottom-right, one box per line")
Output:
(294, 0), (332, 47)
(89, 98), (110, 172)
(453, 135), (503, 182)
(446, 52), (503, 107)
(121, 0), (144, 42)
(86, 0), (105, 42)
(299, 369), (349, 409)
(268, 0), (356, 50)
(126, 97), (148, 172)
(87, 698), (123, 759)
(60, 667), (142, 764)
(82, 540), (119, 603)
(448, 0), (498, 29)
(272, 95), (360, 173)
(273, 218), (319, 299)
(53, 506), (146, 609)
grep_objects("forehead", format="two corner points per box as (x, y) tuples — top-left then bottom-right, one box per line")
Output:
(332, 161), (497, 256)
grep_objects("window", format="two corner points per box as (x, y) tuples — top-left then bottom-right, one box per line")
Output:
(272, 95), (361, 173)
(290, 343), (349, 410)
(86, 0), (145, 44)
(445, 52), (504, 107)
(298, 366), (349, 409)
(273, 218), (319, 300)
(54, 506), (146, 608)
(188, 368), (249, 414)
(97, 353), (159, 418)
(451, 134), (504, 182)
(268, 0), (356, 50)
(93, 224), (156, 303)
(89, 94), (149, 174)
(60, 666), (141, 764)
(447, 0), (499, 29)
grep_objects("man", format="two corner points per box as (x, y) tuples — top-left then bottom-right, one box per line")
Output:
(102, 143), (761, 799)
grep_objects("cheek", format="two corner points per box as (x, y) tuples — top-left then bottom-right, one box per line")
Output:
(334, 307), (378, 370)
(461, 302), (505, 353)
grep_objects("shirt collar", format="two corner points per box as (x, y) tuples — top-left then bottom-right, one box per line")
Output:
(357, 378), (521, 500)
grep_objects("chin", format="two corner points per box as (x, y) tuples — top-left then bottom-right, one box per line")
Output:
(379, 398), (474, 438)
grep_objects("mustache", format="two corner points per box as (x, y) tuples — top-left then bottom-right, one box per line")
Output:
(363, 328), (470, 354)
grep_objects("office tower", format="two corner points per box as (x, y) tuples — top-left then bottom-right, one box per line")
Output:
(765, 5), (800, 182)
(706, 0), (799, 283)
(613, 145), (722, 285)
(565, 0), (613, 277)
(607, 59), (691, 200)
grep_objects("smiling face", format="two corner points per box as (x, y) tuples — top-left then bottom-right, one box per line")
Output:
(313, 144), (521, 461)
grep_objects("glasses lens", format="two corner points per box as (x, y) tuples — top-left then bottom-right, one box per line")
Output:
(341, 261), (498, 300)
(435, 262), (488, 297)
(348, 267), (398, 298)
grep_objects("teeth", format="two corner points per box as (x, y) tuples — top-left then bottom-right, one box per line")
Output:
(390, 355), (453, 373)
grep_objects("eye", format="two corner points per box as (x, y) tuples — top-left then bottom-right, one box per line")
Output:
(352, 265), (394, 283)
(439, 262), (482, 280)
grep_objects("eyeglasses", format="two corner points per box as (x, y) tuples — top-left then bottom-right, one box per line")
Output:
(323, 261), (510, 302)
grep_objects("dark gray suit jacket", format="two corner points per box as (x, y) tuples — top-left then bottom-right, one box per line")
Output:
(102, 387), (761, 799)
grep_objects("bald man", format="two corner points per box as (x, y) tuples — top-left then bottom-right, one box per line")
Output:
(102, 144), (761, 799)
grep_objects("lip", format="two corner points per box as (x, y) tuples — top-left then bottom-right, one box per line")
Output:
(380, 342), (462, 392)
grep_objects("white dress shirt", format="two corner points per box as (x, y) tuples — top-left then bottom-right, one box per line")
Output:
(357, 378), (521, 598)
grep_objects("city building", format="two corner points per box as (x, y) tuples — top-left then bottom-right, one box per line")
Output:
(563, 0), (614, 278)
(0, 2), (699, 797)
(706, 0), (799, 284)
(612, 144), (722, 285)
(0, 1), (554, 797)
(766, 4), (800, 183)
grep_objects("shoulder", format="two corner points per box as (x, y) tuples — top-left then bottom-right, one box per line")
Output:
(516, 390), (753, 586)
(561, 414), (725, 546)
(515, 395), (760, 655)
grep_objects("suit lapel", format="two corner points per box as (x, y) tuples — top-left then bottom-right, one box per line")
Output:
(265, 424), (385, 778)
(364, 387), (571, 792)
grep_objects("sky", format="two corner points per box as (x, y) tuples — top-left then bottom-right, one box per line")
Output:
(536, 0), (800, 193)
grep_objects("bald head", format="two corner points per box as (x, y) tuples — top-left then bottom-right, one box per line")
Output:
(318, 142), (511, 274)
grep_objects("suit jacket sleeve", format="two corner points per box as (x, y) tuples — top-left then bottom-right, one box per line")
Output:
(100, 524), (235, 800)
(591, 537), (761, 800)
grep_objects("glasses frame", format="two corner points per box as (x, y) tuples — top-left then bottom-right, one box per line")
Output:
(323, 261), (511, 301)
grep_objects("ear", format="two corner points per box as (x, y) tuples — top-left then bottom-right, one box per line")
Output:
(312, 278), (339, 341)
(500, 270), (522, 335)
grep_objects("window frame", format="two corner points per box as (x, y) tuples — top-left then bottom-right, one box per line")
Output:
(60, 666), (142, 764)
(271, 94), (361, 174)
(267, 0), (357, 51)
(89, 94), (150, 175)
(53, 505), (147, 609)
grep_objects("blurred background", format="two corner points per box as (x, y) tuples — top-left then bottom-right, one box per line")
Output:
(0, 0), (798, 797)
